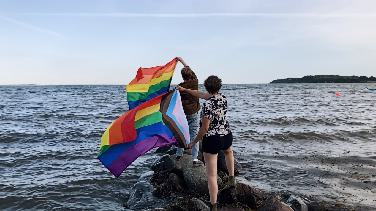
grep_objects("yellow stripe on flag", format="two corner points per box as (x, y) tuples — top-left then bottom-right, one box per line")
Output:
(126, 71), (174, 93)
(100, 122), (113, 148)
(135, 104), (161, 121)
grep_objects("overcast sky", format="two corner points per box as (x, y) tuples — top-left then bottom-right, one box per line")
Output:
(1, 0), (376, 85)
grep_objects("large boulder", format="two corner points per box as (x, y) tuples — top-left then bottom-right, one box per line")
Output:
(175, 154), (222, 195)
(151, 154), (176, 172)
(219, 178), (294, 211)
(151, 169), (186, 197)
(151, 154), (222, 196)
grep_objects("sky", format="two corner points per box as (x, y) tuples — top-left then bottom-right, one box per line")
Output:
(0, 0), (376, 85)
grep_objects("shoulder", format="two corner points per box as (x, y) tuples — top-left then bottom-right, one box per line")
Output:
(204, 97), (214, 107)
(180, 80), (198, 89)
(217, 93), (227, 102)
(218, 93), (226, 99)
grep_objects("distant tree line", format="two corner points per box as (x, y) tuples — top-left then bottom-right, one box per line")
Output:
(271, 75), (376, 83)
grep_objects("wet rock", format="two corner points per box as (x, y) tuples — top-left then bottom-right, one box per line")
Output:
(286, 195), (308, 211)
(155, 145), (178, 155)
(138, 170), (154, 181)
(166, 147), (178, 155)
(151, 154), (176, 172)
(151, 171), (170, 197)
(156, 145), (172, 154)
(126, 181), (155, 210)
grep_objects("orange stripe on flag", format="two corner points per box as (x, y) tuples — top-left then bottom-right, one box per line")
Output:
(109, 110), (137, 145)
(128, 58), (177, 85)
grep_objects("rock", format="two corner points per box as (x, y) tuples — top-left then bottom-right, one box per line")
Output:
(286, 195), (308, 211)
(151, 170), (185, 197)
(165, 197), (209, 211)
(155, 145), (172, 154)
(126, 181), (156, 210)
(218, 186), (237, 205)
(217, 150), (242, 176)
(280, 202), (294, 211)
(167, 173), (185, 192)
(190, 198), (210, 211)
(175, 154), (222, 195)
(306, 201), (353, 211)
(138, 170), (154, 181)
(151, 154), (224, 198)
(218, 207), (246, 211)
(235, 180), (266, 209)
(175, 154), (210, 195)
(155, 145), (178, 155)
(259, 195), (294, 211)
(166, 147), (178, 155)
(151, 154), (176, 172)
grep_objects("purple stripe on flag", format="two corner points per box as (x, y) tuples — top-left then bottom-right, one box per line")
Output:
(107, 134), (176, 177)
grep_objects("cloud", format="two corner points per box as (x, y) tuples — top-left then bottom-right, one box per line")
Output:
(0, 16), (64, 39)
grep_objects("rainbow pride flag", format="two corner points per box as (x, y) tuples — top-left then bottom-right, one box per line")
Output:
(126, 58), (178, 109)
(98, 91), (189, 177)
(98, 58), (190, 177)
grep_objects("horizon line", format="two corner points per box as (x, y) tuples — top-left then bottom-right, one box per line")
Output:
(2, 82), (375, 86)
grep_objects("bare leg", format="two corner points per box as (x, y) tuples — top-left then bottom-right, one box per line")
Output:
(204, 152), (218, 205)
(224, 146), (235, 177)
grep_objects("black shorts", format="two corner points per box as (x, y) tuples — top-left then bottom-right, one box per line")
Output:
(202, 132), (233, 154)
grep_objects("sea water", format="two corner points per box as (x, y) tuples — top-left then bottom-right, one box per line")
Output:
(0, 84), (375, 210)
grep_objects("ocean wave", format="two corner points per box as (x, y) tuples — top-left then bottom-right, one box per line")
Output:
(270, 131), (336, 142)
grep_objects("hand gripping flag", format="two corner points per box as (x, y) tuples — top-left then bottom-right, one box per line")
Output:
(98, 58), (190, 177)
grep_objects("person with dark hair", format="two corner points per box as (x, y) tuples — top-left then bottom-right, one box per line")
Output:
(175, 57), (201, 164)
(178, 75), (235, 211)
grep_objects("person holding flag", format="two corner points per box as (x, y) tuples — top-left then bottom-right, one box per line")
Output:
(178, 75), (235, 211)
(175, 57), (201, 165)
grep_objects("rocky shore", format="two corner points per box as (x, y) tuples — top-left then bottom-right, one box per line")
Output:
(124, 146), (364, 211)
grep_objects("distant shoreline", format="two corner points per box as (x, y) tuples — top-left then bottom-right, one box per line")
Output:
(271, 75), (376, 83)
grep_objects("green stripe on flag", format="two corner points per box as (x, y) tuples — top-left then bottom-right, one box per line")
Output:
(135, 112), (163, 129)
(127, 79), (171, 102)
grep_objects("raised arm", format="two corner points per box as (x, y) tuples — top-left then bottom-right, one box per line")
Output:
(177, 86), (212, 100)
(176, 57), (188, 67)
